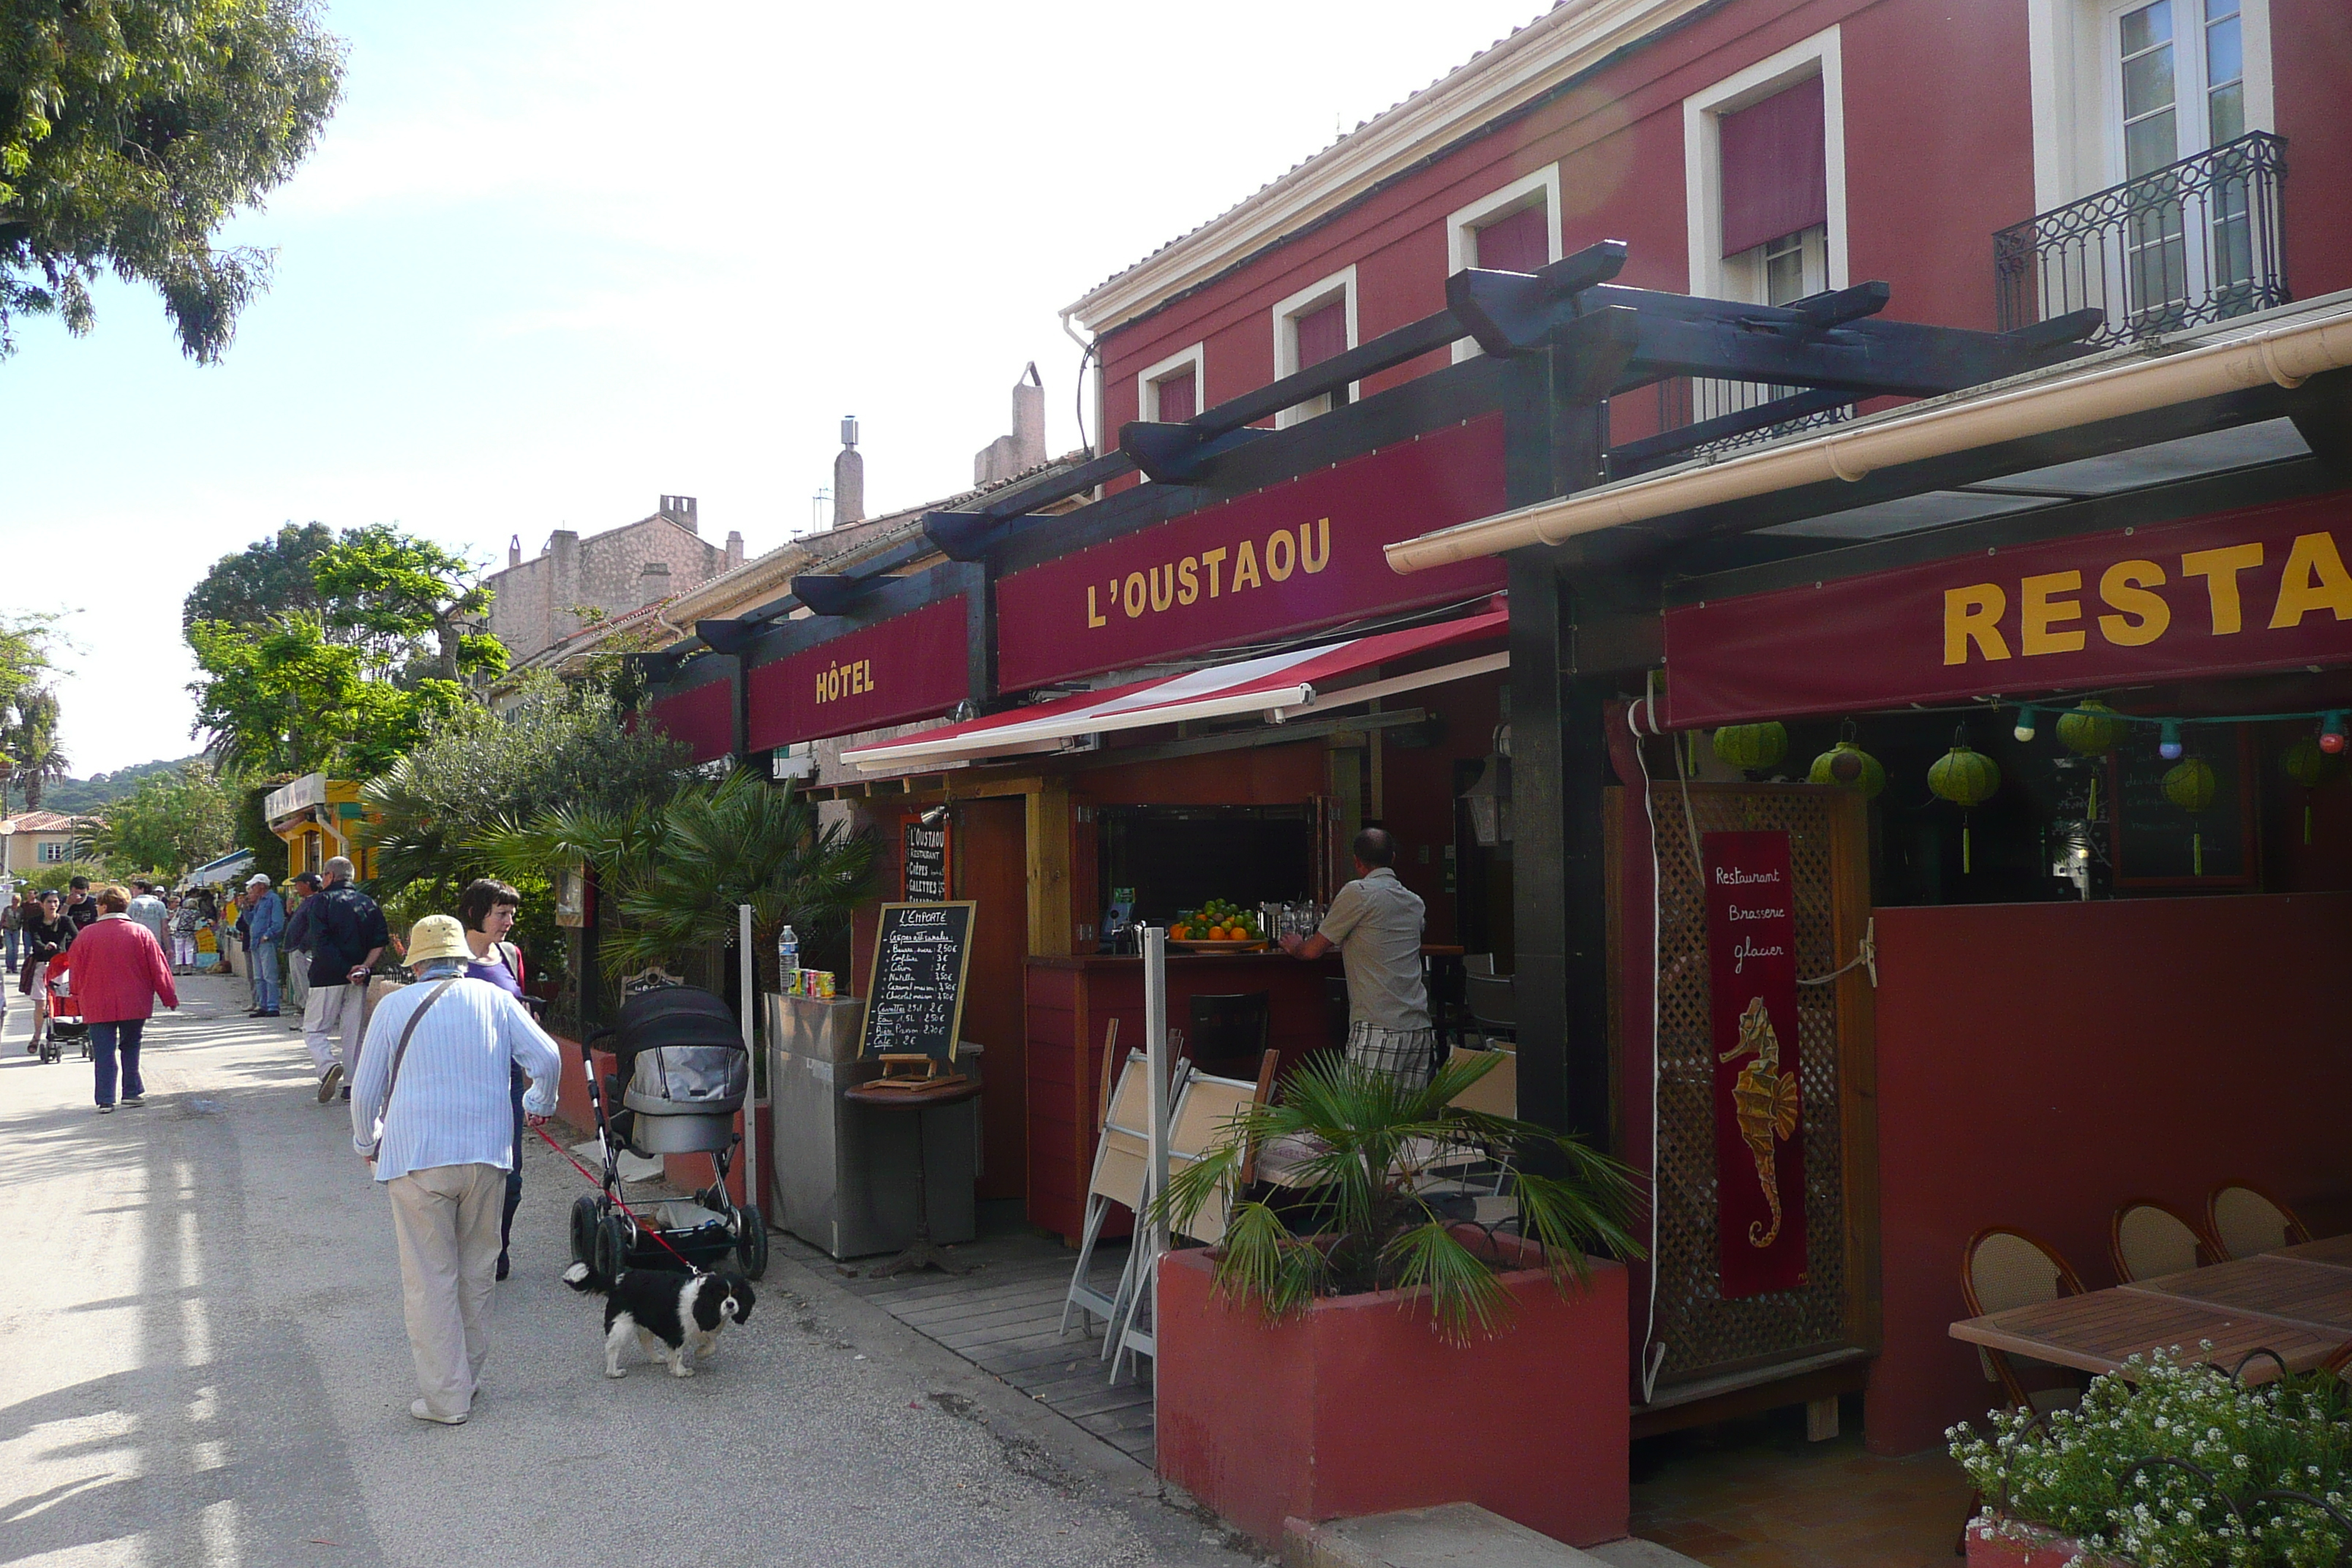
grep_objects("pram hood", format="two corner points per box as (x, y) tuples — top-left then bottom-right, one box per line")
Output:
(611, 986), (747, 1118)
(611, 985), (740, 1052)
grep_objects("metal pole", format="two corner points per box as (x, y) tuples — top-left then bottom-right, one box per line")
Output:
(1142, 924), (1169, 1255)
(737, 903), (761, 1221)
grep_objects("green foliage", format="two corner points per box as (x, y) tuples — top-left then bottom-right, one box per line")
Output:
(186, 611), (467, 780)
(1951, 1347), (2349, 1567)
(0, 680), (67, 810)
(88, 760), (235, 874)
(233, 783), (285, 881)
(1155, 1051), (1643, 1345)
(182, 523), (336, 631)
(0, 0), (345, 361)
(474, 769), (876, 987)
(22, 855), (105, 894)
(311, 524), (497, 684)
(35, 753), (203, 815)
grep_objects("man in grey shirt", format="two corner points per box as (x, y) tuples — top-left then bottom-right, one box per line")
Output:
(1280, 827), (1435, 1086)
(126, 881), (171, 951)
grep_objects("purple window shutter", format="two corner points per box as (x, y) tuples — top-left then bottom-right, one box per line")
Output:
(1154, 369), (1196, 423)
(1474, 204), (1551, 273)
(1292, 299), (1349, 369)
(1718, 75), (1827, 257)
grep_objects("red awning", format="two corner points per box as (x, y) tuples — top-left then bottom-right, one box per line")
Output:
(843, 603), (1508, 773)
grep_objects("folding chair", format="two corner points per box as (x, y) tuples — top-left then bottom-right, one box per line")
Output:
(1061, 1033), (1191, 1342)
(1109, 1052), (1279, 1385)
(2207, 1181), (2312, 1259)
(1962, 1227), (2089, 1415)
(2110, 1198), (2215, 1283)
(1409, 1045), (1521, 1224)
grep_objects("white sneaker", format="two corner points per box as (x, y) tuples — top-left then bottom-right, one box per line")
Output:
(409, 1399), (467, 1425)
(317, 1063), (343, 1102)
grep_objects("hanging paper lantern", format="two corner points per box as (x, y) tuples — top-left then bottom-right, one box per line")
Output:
(2161, 758), (2217, 813)
(1711, 722), (1787, 772)
(2283, 736), (2344, 846)
(1927, 746), (2001, 808)
(1807, 740), (1886, 799)
(2055, 700), (2123, 757)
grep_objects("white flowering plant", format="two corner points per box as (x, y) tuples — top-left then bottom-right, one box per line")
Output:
(1949, 1346), (2349, 1567)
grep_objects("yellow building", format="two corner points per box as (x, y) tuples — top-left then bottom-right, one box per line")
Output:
(263, 774), (379, 879)
(0, 811), (89, 892)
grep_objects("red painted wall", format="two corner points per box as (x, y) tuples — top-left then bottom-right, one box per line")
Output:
(2272, 0), (2352, 299)
(1864, 892), (2352, 1455)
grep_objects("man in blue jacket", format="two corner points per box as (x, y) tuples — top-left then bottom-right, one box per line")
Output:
(241, 873), (286, 1019)
(284, 856), (388, 1102)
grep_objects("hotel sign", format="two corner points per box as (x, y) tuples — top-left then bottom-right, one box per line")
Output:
(747, 595), (972, 750)
(1663, 489), (2352, 727)
(995, 416), (1509, 690)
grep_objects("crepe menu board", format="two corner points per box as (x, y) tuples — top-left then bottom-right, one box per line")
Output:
(859, 901), (976, 1064)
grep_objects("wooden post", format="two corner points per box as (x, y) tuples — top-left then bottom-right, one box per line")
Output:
(1025, 783), (1073, 957)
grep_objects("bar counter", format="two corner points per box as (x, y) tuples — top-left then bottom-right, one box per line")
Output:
(1024, 950), (1342, 1241)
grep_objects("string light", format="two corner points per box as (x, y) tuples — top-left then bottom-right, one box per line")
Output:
(2321, 712), (2348, 756)
(2158, 720), (2184, 761)
(2012, 706), (2039, 743)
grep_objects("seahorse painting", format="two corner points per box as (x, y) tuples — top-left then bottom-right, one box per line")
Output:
(1719, 995), (1802, 1248)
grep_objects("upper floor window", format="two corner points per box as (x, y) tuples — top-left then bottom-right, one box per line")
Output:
(1138, 343), (1205, 424)
(2115, 0), (2242, 177)
(1447, 167), (1563, 359)
(1682, 28), (1849, 306)
(38, 840), (67, 863)
(1271, 266), (1357, 428)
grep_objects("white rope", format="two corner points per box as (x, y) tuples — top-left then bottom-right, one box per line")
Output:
(1628, 679), (1669, 1403)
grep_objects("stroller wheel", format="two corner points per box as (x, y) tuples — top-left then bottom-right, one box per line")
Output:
(569, 1194), (600, 1267)
(594, 1213), (630, 1281)
(736, 1204), (769, 1281)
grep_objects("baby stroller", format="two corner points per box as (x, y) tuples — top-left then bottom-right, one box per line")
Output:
(568, 982), (767, 1281)
(39, 949), (91, 1066)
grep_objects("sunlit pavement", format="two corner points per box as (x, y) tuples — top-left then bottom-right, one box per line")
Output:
(0, 973), (1257, 1567)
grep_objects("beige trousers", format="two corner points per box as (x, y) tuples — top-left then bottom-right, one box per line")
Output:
(304, 980), (363, 1077)
(386, 1162), (505, 1418)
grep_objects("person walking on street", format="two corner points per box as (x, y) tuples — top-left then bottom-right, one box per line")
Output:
(3, 891), (22, 973)
(282, 871), (319, 1019)
(350, 914), (561, 1425)
(64, 876), (99, 934)
(18, 889), (74, 1055)
(1280, 826), (1437, 1088)
(71, 886), (179, 1111)
(457, 879), (535, 1281)
(284, 856), (388, 1102)
(167, 894), (198, 973)
(127, 881), (170, 951)
(240, 873), (285, 1018)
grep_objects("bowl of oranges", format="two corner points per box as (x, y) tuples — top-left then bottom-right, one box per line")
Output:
(1167, 900), (1269, 951)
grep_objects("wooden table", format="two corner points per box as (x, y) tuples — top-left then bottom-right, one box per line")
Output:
(1952, 1244), (2352, 1384)
(2272, 1232), (2352, 1270)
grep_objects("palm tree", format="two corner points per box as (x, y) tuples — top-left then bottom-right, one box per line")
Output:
(1, 690), (68, 810)
(1158, 1052), (1644, 1343)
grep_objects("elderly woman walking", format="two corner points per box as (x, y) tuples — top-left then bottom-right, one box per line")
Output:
(350, 916), (561, 1425)
(69, 886), (179, 1111)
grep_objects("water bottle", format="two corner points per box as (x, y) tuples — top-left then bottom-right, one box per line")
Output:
(777, 924), (800, 995)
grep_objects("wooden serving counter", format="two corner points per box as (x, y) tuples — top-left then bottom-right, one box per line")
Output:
(1024, 951), (1342, 1241)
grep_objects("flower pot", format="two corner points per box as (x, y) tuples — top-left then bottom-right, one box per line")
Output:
(1155, 1237), (1629, 1550)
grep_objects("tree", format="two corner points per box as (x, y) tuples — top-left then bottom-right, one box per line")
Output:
(89, 761), (235, 874)
(186, 611), (465, 780)
(0, 0), (345, 361)
(312, 524), (504, 685)
(182, 522), (337, 631)
(1, 685), (68, 810)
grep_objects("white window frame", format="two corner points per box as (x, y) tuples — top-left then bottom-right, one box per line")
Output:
(1270, 265), (1358, 429)
(1681, 26), (1849, 304)
(39, 840), (67, 864)
(1445, 166), (1564, 362)
(2027, 0), (2274, 211)
(1135, 342), (1206, 424)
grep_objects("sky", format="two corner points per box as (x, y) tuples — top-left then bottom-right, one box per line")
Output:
(0, 0), (1550, 776)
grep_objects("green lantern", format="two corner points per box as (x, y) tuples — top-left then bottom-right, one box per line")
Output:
(2055, 700), (2122, 757)
(1711, 722), (1787, 773)
(1807, 740), (1886, 799)
(2162, 757), (2217, 875)
(1929, 745), (2001, 873)
(2283, 736), (2344, 845)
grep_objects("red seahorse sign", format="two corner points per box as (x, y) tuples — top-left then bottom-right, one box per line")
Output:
(1702, 830), (1807, 1299)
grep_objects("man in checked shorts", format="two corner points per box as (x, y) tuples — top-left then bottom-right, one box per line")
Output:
(1279, 826), (1435, 1088)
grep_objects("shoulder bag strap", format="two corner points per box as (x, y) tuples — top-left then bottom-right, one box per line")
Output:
(362, 978), (461, 1159)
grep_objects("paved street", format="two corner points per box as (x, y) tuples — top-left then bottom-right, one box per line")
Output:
(0, 973), (1260, 1568)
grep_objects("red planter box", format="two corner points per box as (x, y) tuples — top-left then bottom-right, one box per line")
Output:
(1967, 1517), (2126, 1567)
(1156, 1240), (1629, 1550)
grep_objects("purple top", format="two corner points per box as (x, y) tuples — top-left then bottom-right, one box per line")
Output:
(467, 943), (524, 1000)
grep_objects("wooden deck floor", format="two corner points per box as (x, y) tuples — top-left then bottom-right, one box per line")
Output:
(783, 1229), (1158, 1466)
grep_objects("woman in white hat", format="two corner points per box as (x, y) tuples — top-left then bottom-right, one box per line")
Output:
(350, 914), (562, 1425)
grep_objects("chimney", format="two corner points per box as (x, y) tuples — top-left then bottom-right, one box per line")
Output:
(508, 534), (521, 569)
(725, 530), (745, 569)
(639, 558), (673, 606)
(832, 416), (865, 527)
(660, 494), (699, 534)
(975, 363), (1048, 486)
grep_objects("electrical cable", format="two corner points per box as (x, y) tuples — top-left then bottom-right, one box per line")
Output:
(1627, 674), (1669, 1403)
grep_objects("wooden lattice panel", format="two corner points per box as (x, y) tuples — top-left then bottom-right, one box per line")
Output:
(1648, 783), (1854, 1382)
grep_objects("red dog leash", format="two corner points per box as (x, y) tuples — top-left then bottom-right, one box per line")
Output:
(533, 1122), (709, 1274)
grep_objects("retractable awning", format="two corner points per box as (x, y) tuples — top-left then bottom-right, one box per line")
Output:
(840, 604), (1508, 773)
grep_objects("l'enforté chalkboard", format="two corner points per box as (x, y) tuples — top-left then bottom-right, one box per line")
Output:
(2108, 727), (2255, 887)
(859, 901), (976, 1064)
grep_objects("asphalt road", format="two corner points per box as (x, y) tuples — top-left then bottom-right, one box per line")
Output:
(0, 971), (1262, 1568)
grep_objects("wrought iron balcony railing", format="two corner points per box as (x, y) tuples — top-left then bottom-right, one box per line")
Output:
(1996, 132), (2288, 348)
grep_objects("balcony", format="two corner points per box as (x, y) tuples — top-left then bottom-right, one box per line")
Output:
(1996, 132), (2288, 349)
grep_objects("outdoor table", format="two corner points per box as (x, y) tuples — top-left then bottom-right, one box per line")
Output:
(843, 1074), (984, 1279)
(2270, 1232), (2352, 1270)
(1950, 1275), (2348, 1384)
(2125, 1254), (2352, 1338)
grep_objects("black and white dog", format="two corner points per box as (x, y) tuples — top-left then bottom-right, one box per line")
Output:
(562, 1262), (756, 1379)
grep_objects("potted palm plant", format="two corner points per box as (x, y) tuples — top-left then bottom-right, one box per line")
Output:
(1152, 1050), (1643, 1551)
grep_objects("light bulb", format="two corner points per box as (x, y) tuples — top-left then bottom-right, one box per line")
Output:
(2159, 721), (2184, 761)
(2322, 712), (2348, 755)
(2013, 706), (2038, 743)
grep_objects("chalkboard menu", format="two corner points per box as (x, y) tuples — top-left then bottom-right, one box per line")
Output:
(903, 818), (950, 902)
(2109, 728), (2255, 888)
(859, 901), (976, 1063)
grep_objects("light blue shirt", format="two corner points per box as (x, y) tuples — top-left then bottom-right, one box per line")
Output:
(350, 974), (563, 1182)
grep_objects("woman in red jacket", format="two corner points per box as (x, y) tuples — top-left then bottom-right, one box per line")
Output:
(73, 886), (178, 1112)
